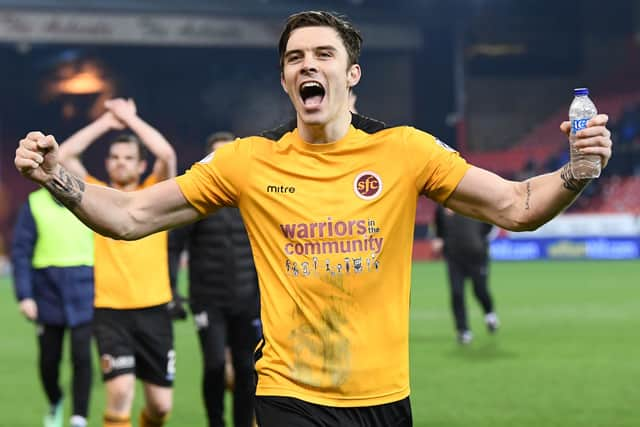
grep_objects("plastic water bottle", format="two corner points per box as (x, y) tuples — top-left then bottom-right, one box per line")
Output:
(569, 87), (600, 178)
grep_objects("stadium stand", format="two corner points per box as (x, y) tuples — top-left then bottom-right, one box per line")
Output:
(463, 91), (640, 178)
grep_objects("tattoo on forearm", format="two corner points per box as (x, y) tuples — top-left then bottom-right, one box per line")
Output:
(44, 167), (85, 208)
(525, 182), (531, 210)
(560, 164), (591, 193)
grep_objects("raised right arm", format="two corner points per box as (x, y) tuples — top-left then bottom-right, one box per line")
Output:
(16, 132), (201, 240)
(106, 98), (177, 181)
(58, 112), (123, 177)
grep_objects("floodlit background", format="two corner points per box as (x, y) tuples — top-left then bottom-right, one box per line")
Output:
(0, 1), (639, 426)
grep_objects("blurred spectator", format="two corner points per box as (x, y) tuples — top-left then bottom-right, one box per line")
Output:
(11, 189), (94, 427)
(169, 131), (261, 427)
(433, 205), (499, 344)
(57, 98), (177, 427)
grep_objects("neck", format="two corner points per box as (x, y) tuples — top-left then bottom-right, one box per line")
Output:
(111, 180), (139, 192)
(297, 110), (352, 144)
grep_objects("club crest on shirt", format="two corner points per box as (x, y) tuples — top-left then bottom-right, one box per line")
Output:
(353, 171), (383, 200)
(435, 138), (456, 152)
(198, 152), (215, 164)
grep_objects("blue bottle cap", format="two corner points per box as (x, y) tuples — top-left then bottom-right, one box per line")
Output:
(574, 87), (589, 96)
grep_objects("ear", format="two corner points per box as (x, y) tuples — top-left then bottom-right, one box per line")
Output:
(280, 72), (288, 94)
(347, 64), (361, 89)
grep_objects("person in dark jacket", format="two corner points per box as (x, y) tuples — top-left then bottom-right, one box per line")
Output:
(169, 132), (261, 427)
(433, 205), (500, 344)
(11, 188), (94, 427)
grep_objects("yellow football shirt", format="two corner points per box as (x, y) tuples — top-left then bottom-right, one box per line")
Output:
(87, 175), (172, 309)
(176, 122), (470, 406)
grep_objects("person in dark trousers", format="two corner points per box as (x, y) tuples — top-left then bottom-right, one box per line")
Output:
(169, 131), (261, 427)
(11, 188), (94, 427)
(434, 205), (499, 344)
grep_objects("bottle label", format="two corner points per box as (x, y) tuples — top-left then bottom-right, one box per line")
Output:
(571, 118), (589, 134)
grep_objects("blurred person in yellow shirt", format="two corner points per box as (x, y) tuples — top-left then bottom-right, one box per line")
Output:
(57, 97), (176, 427)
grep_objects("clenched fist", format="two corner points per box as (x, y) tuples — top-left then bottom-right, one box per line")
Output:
(559, 113), (613, 169)
(15, 131), (60, 184)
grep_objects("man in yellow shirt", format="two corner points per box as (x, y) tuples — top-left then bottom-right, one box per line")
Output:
(56, 98), (177, 427)
(16, 11), (613, 427)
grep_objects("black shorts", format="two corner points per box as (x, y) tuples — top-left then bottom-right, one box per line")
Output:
(94, 304), (175, 387)
(255, 396), (412, 427)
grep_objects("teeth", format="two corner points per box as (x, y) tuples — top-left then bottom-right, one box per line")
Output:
(301, 82), (322, 89)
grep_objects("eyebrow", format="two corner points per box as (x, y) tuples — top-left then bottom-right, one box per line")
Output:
(284, 45), (338, 59)
(315, 45), (337, 52)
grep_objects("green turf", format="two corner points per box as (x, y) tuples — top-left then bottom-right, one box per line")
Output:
(1, 260), (639, 426)
(409, 261), (640, 427)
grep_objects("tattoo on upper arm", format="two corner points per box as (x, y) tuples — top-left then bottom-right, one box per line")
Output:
(560, 164), (591, 193)
(44, 167), (85, 208)
(525, 182), (531, 210)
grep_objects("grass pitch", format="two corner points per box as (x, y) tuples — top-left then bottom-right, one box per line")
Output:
(1, 260), (638, 426)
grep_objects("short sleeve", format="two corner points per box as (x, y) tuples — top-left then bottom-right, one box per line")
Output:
(175, 138), (250, 215)
(404, 127), (470, 204)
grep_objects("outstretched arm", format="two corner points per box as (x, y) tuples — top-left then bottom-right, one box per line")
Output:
(16, 132), (200, 240)
(106, 98), (177, 180)
(57, 111), (124, 178)
(447, 114), (612, 231)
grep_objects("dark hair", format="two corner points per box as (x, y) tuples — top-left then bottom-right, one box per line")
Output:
(110, 133), (147, 161)
(278, 11), (363, 71)
(205, 131), (236, 154)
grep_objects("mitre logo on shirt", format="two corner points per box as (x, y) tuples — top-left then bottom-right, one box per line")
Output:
(353, 171), (382, 200)
(267, 184), (296, 194)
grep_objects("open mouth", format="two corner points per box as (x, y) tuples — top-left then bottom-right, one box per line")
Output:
(299, 81), (325, 108)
